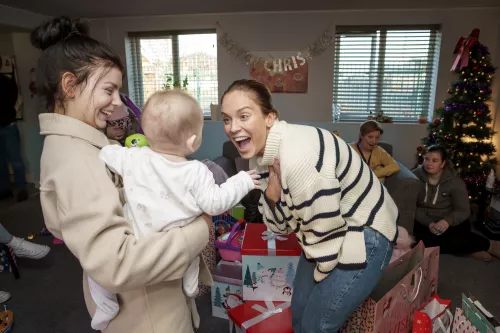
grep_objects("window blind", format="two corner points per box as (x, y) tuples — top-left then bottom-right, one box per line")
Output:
(333, 26), (441, 123)
(126, 30), (218, 118)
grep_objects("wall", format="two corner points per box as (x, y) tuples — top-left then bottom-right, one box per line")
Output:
(0, 32), (14, 54)
(11, 32), (43, 185)
(89, 7), (500, 168)
(0, 32), (42, 185)
(0, 6), (48, 185)
(0, 32), (41, 184)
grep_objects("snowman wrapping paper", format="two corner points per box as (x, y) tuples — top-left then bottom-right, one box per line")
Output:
(211, 261), (244, 319)
(241, 224), (301, 302)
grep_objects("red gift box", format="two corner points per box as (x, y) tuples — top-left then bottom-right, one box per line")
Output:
(241, 224), (301, 256)
(228, 300), (293, 333)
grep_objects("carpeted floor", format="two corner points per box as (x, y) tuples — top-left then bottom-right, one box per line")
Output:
(0, 193), (499, 332)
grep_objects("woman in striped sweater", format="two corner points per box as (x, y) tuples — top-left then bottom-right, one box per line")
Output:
(220, 79), (399, 333)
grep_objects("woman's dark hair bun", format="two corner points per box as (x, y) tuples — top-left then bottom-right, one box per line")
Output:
(31, 16), (89, 51)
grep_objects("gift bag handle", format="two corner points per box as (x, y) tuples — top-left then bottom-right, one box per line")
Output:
(399, 267), (423, 302)
(219, 220), (245, 251)
(227, 220), (244, 242)
(436, 309), (453, 333)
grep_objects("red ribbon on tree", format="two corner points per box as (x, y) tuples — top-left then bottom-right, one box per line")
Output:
(451, 29), (480, 71)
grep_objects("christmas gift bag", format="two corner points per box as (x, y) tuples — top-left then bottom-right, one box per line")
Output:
(241, 224), (301, 302)
(461, 294), (500, 333)
(412, 295), (453, 333)
(216, 221), (245, 262)
(228, 300), (293, 333)
(341, 243), (440, 333)
(453, 308), (479, 333)
(211, 260), (244, 319)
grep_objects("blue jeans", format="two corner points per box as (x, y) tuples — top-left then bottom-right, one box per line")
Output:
(0, 123), (26, 192)
(291, 227), (393, 333)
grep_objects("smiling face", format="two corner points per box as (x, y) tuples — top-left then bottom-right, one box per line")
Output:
(359, 130), (381, 152)
(221, 90), (276, 159)
(63, 66), (123, 129)
(423, 151), (446, 175)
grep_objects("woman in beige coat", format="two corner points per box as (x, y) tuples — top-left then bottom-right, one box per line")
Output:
(32, 17), (212, 332)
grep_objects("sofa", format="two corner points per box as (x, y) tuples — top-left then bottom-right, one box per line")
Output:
(213, 140), (420, 235)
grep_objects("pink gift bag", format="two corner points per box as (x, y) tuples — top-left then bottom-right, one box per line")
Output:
(341, 242), (440, 333)
(453, 308), (479, 333)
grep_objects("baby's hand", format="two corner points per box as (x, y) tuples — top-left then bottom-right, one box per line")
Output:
(247, 170), (262, 190)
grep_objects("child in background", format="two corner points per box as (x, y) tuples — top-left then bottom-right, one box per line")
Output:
(88, 89), (261, 331)
(350, 120), (400, 183)
(105, 103), (141, 144)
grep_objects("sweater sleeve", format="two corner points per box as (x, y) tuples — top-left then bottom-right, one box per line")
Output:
(192, 164), (255, 216)
(258, 191), (294, 235)
(443, 179), (471, 226)
(373, 147), (400, 178)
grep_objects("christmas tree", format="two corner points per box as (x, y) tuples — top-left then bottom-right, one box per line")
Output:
(214, 286), (222, 307)
(244, 266), (253, 287)
(416, 29), (496, 201)
(286, 262), (296, 287)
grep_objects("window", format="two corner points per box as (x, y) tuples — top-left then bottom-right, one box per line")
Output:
(126, 30), (218, 118)
(333, 26), (441, 123)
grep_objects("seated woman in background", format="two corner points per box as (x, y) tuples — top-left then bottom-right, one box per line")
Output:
(350, 120), (400, 182)
(413, 145), (500, 262)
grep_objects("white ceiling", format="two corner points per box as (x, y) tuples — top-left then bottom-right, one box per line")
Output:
(0, 0), (499, 18)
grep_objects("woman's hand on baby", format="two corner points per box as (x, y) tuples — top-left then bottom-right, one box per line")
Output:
(247, 170), (262, 189)
(266, 157), (282, 204)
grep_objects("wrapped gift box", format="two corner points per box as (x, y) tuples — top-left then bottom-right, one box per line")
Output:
(211, 260), (244, 319)
(228, 300), (293, 333)
(241, 224), (301, 302)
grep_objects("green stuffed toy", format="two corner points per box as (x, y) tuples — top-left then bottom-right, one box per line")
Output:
(125, 134), (149, 148)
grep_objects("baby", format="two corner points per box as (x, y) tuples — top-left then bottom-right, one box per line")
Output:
(88, 89), (260, 330)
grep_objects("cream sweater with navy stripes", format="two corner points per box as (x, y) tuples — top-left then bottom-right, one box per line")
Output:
(252, 121), (398, 283)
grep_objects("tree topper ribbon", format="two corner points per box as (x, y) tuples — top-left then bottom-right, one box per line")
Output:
(241, 301), (291, 332)
(261, 230), (288, 256)
(451, 28), (480, 71)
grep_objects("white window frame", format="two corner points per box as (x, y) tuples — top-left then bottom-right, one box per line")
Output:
(332, 25), (441, 123)
(126, 29), (218, 119)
